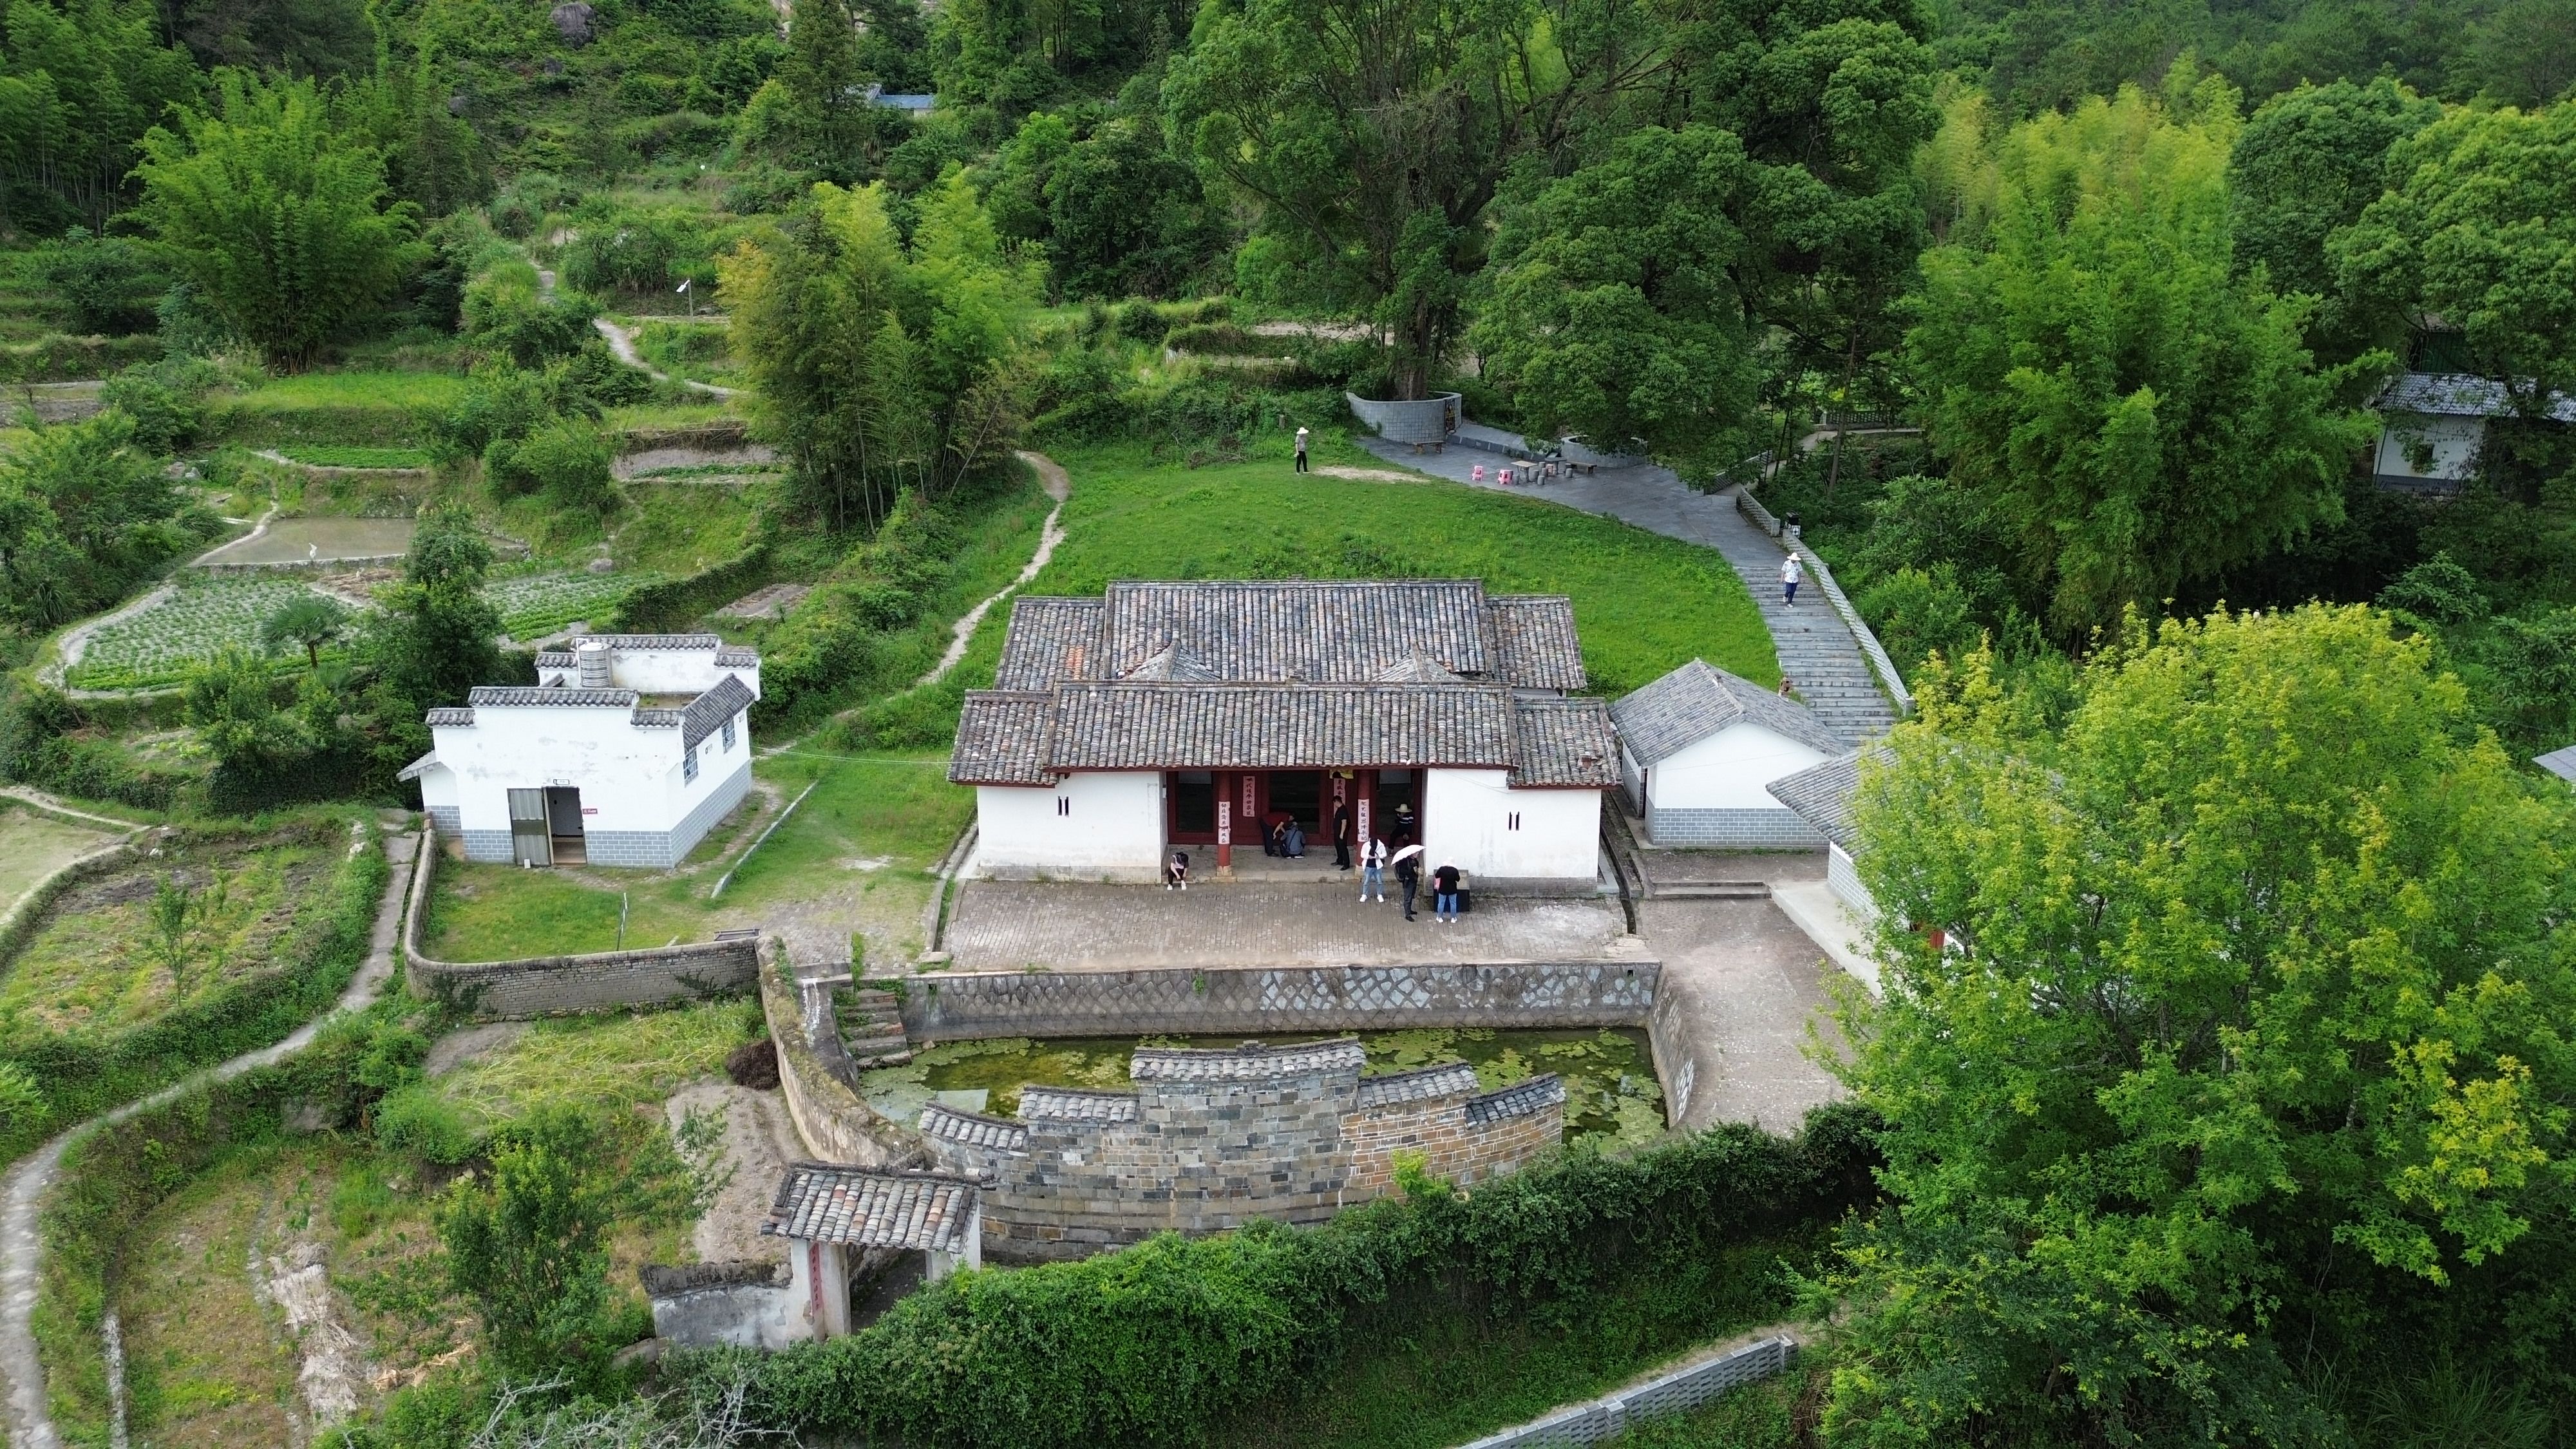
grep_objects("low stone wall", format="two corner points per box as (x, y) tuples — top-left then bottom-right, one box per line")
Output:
(1643, 806), (1826, 849)
(1344, 391), (1461, 445)
(640, 1260), (796, 1350)
(898, 960), (1661, 1042)
(757, 943), (926, 1168)
(403, 824), (759, 1018)
(922, 1042), (1564, 1260)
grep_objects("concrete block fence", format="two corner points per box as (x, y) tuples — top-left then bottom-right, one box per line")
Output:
(402, 822), (758, 1018)
(1457, 1336), (1798, 1448)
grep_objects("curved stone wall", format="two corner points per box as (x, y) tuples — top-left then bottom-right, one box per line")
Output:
(1345, 392), (1461, 446)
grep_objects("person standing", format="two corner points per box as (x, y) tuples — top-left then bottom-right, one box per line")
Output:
(1294, 426), (1311, 473)
(1781, 551), (1803, 607)
(1393, 843), (1422, 921)
(1359, 837), (1387, 902)
(1433, 862), (1462, 923)
(1332, 799), (1352, 871)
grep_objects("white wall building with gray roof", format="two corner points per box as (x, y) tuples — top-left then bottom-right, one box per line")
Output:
(1609, 659), (1845, 848)
(400, 634), (759, 867)
(950, 580), (1620, 886)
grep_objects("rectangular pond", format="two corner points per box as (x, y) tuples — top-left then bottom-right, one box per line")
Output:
(199, 516), (418, 564)
(859, 1027), (1667, 1151)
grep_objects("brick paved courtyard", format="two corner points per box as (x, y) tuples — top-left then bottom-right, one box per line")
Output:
(944, 880), (1631, 970)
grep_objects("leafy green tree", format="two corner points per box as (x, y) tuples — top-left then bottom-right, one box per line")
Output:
(769, 0), (869, 179)
(370, 497), (500, 710)
(1905, 80), (2377, 637)
(28, 228), (167, 335)
(0, 412), (207, 633)
(439, 1113), (616, 1376)
(260, 593), (352, 668)
(131, 70), (424, 368)
(1475, 126), (1764, 470)
(2231, 77), (2439, 358)
(1042, 115), (1223, 300)
(0, 0), (201, 231)
(2458, 0), (2576, 108)
(721, 176), (1037, 529)
(187, 643), (314, 774)
(461, 259), (596, 369)
(1825, 605), (2576, 1444)
(2334, 100), (2576, 404)
(488, 418), (618, 512)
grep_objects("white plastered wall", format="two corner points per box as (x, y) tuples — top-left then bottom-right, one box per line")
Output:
(1422, 768), (1601, 880)
(974, 772), (1165, 880)
(2372, 413), (2486, 484)
(417, 762), (460, 815)
(433, 703), (696, 835)
(536, 647), (761, 699)
(1643, 722), (1832, 811)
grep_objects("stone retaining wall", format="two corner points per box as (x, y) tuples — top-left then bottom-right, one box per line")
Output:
(922, 1042), (1563, 1260)
(897, 960), (1661, 1042)
(1643, 806), (1826, 849)
(1344, 392), (1461, 445)
(757, 943), (926, 1168)
(402, 824), (759, 1018)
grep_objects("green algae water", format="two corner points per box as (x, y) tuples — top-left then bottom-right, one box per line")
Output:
(858, 1027), (1667, 1150)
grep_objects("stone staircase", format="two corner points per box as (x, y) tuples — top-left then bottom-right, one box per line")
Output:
(1706, 490), (1899, 744)
(840, 985), (913, 1068)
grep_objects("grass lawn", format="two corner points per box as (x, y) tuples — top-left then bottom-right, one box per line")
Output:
(614, 479), (763, 576)
(223, 370), (471, 411)
(211, 370), (470, 448)
(0, 804), (123, 919)
(1217, 1236), (1811, 1449)
(0, 831), (334, 1034)
(430, 998), (761, 1124)
(1025, 440), (1776, 696)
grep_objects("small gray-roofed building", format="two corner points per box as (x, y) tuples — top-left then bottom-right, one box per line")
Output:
(408, 636), (761, 869)
(761, 1164), (986, 1339)
(1768, 749), (1880, 922)
(2372, 372), (2576, 496)
(957, 580), (1615, 884)
(1466, 1074), (1567, 1125)
(2535, 744), (2576, 783)
(1611, 659), (1844, 849)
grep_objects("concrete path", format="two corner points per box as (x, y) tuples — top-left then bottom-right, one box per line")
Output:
(945, 880), (1630, 971)
(0, 830), (418, 1449)
(1638, 880), (1848, 1134)
(0, 789), (144, 835)
(913, 450), (1069, 690)
(594, 317), (738, 398)
(1353, 434), (1897, 742)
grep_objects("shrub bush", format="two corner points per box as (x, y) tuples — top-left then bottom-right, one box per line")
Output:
(100, 354), (224, 453)
(1162, 321), (1264, 356)
(723, 1106), (1882, 1448)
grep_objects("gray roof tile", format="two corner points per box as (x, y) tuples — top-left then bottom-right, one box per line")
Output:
(2378, 372), (2576, 422)
(950, 691), (1058, 785)
(1488, 595), (1588, 690)
(920, 1104), (1030, 1152)
(1018, 1086), (1141, 1122)
(1101, 580), (1499, 682)
(1466, 1074), (1566, 1124)
(1132, 1038), (1366, 1081)
(1611, 659), (1845, 763)
(1354, 1063), (1479, 1108)
(468, 686), (639, 708)
(425, 708), (475, 726)
(1512, 697), (1622, 787)
(994, 598), (1104, 690)
(2535, 745), (2576, 782)
(759, 1164), (982, 1251)
(1766, 750), (1872, 850)
(1045, 683), (1519, 773)
(680, 674), (755, 750)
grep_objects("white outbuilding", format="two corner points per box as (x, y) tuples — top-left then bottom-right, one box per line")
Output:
(1608, 658), (1846, 848)
(2371, 372), (2576, 496)
(948, 580), (1620, 886)
(401, 634), (759, 867)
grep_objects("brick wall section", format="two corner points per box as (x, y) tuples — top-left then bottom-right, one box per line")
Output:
(1645, 806), (1826, 849)
(922, 1042), (1564, 1260)
(404, 822), (759, 1018)
(901, 960), (1661, 1041)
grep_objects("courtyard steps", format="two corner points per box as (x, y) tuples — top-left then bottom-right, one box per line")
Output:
(841, 988), (912, 1066)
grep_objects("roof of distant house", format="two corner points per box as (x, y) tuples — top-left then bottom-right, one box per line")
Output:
(2535, 745), (2576, 782)
(2377, 372), (2576, 424)
(1765, 750), (1875, 851)
(1611, 658), (1846, 764)
(761, 1164), (982, 1251)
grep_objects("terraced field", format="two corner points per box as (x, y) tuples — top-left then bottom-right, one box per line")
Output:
(66, 576), (323, 690)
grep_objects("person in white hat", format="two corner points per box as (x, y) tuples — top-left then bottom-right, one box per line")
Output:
(1294, 426), (1310, 473)
(1781, 551), (1803, 607)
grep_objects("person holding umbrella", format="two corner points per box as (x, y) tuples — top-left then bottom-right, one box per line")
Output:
(1389, 841), (1425, 921)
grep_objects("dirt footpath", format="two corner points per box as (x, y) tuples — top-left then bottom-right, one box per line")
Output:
(666, 1081), (802, 1267)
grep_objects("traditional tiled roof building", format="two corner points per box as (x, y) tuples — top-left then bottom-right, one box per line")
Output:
(951, 581), (1618, 883)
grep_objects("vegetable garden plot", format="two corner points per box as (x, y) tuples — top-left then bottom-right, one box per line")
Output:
(485, 569), (665, 638)
(66, 576), (326, 690)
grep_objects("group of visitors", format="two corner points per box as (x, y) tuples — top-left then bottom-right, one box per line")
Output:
(1161, 795), (1464, 922)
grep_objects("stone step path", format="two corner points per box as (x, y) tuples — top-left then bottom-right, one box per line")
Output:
(841, 988), (913, 1065)
(1352, 426), (1900, 743)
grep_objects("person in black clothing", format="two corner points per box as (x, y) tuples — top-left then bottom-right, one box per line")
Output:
(1332, 800), (1352, 870)
(1394, 848), (1421, 921)
(1432, 863), (1462, 922)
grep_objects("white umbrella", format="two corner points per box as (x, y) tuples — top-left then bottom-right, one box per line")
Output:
(1388, 843), (1424, 866)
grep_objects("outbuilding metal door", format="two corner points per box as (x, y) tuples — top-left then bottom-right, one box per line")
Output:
(507, 788), (552, 866)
